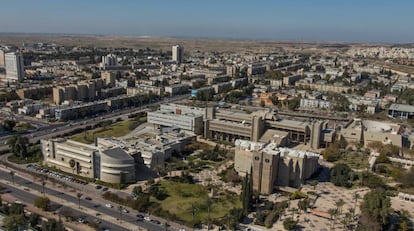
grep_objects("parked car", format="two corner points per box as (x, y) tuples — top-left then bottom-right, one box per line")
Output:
(105, 204), (113, 208)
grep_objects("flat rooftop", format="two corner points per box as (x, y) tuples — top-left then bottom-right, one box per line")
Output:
(389, 103), (414, 113)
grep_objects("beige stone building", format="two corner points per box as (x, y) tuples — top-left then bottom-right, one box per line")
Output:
(41, 138), (136, 184)
(234, 140), (320, 194)
(339, 119), (403, 148)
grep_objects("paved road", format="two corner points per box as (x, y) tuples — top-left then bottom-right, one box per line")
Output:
(0, 94), (190, 152)
(0, 167), (173, 231)
(0, 173), (129, 231)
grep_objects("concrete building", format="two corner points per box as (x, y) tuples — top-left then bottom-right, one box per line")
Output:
(388, 103), (414, 120)
(164, 84), (189, 96)
(339, 119), (404, 148)
(247, 63), (266, 77)
(101, 129), (195, 169)
(204, 107), (328, 149)
(55, 101), (107, 120)
(147, 104), (205, 134)
(101, 54), (118, 69)
(283, 75), (301, 86)
(172, 45), (184, 64)
(0, 49), (5, 66)
(16, 85), (53, 100)
(101, 71), (116, 87)
(234, 140), (320, 194)
(300, 98), (331, 110)
(5, 52), (24, 82)
(41, 138), (136, 184)
(204, 108), (266, 142)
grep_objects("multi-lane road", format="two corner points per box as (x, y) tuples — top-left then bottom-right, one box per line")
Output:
(0, 167), (180, 231)
(0, 94), (190, 152)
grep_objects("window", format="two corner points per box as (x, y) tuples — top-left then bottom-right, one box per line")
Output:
(254, 156), (260, 161)
(61, 157), (64, 161)
(265, 159), (270, 163)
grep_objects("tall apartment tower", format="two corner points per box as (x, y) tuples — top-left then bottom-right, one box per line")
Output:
(101, 54), (118, 69)
(5, 52), (24, 82)
(172, 45), (184, 64)
(0, 50), (5, 66)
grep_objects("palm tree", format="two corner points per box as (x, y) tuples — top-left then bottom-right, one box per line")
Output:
(328, 208), (338, 231)
(309, 180), (318, 190)
(206, 198), (212, 230)
(335, 199), (345, 216)
(190, 204), (198, 223)
(76, 193), (82, 209)
(352, 192), (360, 213)
(9, 171), (15, 184)
(41, 178), (46, 196)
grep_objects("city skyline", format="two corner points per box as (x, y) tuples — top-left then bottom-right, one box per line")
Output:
(0, 0), (413, 43)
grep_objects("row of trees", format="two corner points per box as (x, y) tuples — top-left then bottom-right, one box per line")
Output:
(0, 196), (64, 231)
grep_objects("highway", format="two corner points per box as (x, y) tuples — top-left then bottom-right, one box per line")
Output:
(0, 94), (190, 152)
(0, 167), (174, 231)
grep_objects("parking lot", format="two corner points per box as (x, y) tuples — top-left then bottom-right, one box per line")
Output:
(26, 164), (88, 185)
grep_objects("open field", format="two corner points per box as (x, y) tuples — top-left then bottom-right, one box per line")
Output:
(70, 117), (145, 144)
(0, 34), (356, 53)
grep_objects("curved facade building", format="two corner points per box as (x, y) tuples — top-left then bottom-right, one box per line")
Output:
(41, 139), (136, 184)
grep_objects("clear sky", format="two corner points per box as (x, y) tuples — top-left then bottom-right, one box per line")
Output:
(0, 0), (413, 43)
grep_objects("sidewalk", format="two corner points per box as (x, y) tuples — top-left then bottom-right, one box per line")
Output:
(0, 165), (148, 231)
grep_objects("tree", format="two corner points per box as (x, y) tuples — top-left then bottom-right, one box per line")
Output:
(309, 180), (318, 190)
(132, 186), (143, 197)
(118, 205), (123, 223)
(41, 178), (46, 196)
(288, 97), (300, 110)
(352, 192), (360, 217)
(76, 192), (82, 209)
(7, 135), (29, 159)
(34, 197), (50, 211)
(399, 166), (414, 188)
(28, 213), (40, 227)
(41, 218), (65, 231)
(241, 172), (253, 215)
(298, 198), (310, 214)
(2, 119), (16, 131)
(69, 159), (76, 174)
(360, 189), (391, 227)
(9, 171), (15, 184)
(328, 208), (338, 230)
(283, 217), (298, 230)
(330, 163), (352, 187)
(3, 214), (27, 231)
(335, 199), (345, 216)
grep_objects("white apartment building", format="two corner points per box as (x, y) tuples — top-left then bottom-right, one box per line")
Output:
(5, 52), (24, 82)
(172, 45), (184, 64)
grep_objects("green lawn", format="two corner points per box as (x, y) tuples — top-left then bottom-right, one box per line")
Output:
(71, 118), (145, 144)
(154, 181), (241, 224)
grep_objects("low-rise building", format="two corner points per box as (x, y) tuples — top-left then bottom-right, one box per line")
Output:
(41, 138), (136, 184)
(339, 119), (404, 148)
(147, 104), (205, 134)
(388, 103), (414, 120)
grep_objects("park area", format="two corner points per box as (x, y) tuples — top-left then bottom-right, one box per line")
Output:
(152, 180), (241, 227)
(70, 116), (146, 144)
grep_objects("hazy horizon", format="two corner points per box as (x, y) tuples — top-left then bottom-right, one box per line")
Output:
(1, 0), (413, 43)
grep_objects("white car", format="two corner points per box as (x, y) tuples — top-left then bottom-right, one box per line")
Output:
(105, 204), (113, 208)
(144, 216), (151, 222)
